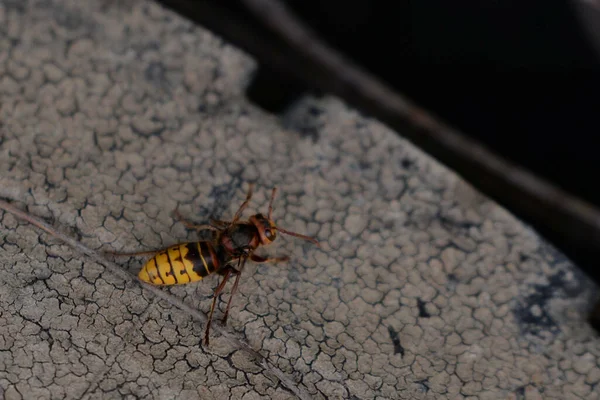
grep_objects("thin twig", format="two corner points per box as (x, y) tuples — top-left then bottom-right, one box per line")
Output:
(0, 198), (311, 398)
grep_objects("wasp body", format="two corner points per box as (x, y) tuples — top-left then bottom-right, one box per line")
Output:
(137, 241), (226, 285)
(111, 184), (318, 345)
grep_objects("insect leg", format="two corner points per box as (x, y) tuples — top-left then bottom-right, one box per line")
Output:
(250, 254), (290, 263)
(230, 183), (254, 225)
(209, 218), (231, 229)
(221, 256), (248, 325)
(173, 208), (219, 233)
(204, 268), (233, 346)
(221, 270), (240, 326)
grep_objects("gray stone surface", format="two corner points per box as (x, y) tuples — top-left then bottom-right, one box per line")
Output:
(1, 0), (600, 399)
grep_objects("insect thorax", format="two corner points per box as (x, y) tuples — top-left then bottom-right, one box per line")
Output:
(220, 223), (257, 256)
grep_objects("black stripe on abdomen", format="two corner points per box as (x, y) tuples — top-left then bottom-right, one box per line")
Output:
(199, 242), (219, 273)
(183, 242), (211, 278)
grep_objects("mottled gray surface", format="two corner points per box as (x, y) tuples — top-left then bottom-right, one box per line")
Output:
(1, 1), (600, 399)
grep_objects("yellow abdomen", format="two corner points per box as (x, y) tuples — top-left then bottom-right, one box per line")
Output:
(138, 242), (218, 285)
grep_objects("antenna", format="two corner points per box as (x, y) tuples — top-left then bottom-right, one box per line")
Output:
(275, 226), (320, 247)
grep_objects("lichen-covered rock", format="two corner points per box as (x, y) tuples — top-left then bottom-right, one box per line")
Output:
(0, 1), (599, 399)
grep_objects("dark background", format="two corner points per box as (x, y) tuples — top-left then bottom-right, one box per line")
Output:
(156, 0), (600, 289)
(281, 0), (600, 207)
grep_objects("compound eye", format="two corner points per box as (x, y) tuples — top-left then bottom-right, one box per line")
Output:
(264, 229), (273, 239)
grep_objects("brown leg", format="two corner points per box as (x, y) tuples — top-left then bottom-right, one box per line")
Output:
(230, 183), (254, 225)
(221, 269), (241, 326)
(173, 208), (219, 233)
(209, 218), (230, 228)
(221, 257), (248, 325)
(204, 268), (233, 346)
(250, 254), (290, 263)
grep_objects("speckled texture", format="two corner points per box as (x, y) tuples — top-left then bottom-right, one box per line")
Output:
(1, 1), (600, 399)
